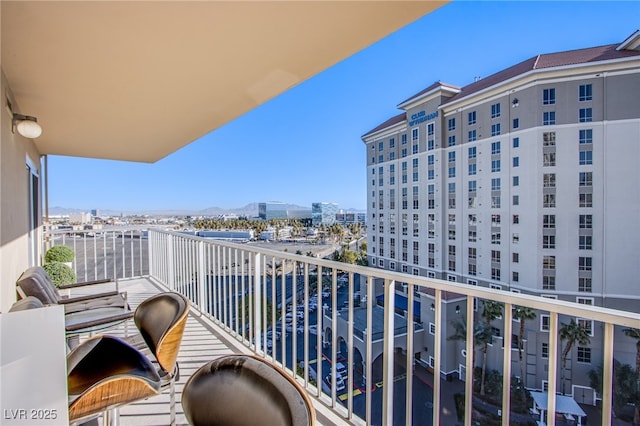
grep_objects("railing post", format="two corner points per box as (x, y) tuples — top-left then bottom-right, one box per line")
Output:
(148, 230), (154, 280)
(253, 252), (262, 353)
(382, 278), (395, 425)
(433, 289), (442, 426)
(601, 322), (614, 426)
(167, 234), (175, 291)
(198, 240), (206, 312)
(547, 312), (559, 426)
(465, 295), (474, 426)
(501, 302), (513, 426)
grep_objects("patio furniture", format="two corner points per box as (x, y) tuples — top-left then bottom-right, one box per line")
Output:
(15, 266), (134, 335)
(122, 292), (189, 426)
(67, 335), (161, 425)
(182, 354), (316, 426)
(16, 266), (128, 314)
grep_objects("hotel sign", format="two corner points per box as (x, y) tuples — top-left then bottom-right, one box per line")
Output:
(409, 110), (438, 127)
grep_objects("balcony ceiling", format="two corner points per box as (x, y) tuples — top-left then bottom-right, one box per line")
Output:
(2, 1), (446, 163)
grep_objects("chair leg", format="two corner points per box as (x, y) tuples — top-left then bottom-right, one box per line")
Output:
(169, 378), (176, 426)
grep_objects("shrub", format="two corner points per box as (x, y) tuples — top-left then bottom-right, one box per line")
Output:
(43, 262), (76, 287)
(45, 245), (75, 263)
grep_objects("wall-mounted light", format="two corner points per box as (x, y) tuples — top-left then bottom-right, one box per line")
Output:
(12, 113), (42, 139)
(455, 305), (461, 314)
(512, 98), (519, 108)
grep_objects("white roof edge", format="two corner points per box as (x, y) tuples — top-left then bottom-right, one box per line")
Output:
(397, 84), (461, 110)
(617, 29), (640, 51)
(361, 119), (407, 142)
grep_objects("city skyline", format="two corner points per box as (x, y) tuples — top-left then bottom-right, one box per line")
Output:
(47, 1), (639, 212)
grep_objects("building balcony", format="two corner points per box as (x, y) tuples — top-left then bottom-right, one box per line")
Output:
(22, 229), (640, 425)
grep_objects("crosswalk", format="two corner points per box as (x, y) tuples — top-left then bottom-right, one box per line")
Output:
(337, 373), (407, 401)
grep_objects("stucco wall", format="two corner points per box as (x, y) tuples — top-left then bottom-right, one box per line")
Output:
(0, 70), (42, 312)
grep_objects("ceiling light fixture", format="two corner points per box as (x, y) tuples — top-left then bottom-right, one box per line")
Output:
(12, 113), (42, 138)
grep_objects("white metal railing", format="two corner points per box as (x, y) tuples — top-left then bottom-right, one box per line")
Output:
(151, 230), (640, 425)
(46, 228), (148, 282)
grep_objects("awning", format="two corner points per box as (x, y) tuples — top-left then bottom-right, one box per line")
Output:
(530, 391), (587, 417)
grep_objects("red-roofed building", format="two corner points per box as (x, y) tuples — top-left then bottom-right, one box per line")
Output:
(362, 31), (640, 390)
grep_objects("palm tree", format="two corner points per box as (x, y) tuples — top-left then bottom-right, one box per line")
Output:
(448, 318), (493, 384)
(480, 301), (503, 396)
(559, 320), (591, 394)
(622, 327), (640, 424)
(514, 306), (536, 385)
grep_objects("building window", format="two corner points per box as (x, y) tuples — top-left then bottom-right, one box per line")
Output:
(543, 276), (556, 290)
(543, 214), (556, 228)
(513, 176), (519, 186)
(513, 214), (519, 223)
(579, 84), (593, 101)
(579, 256), (592, 271)
(492, 196), (501, 208)
(448, 135), (456, 147)
(512, 233), (520, 243)
(543, 132), (556, 146)
(512, 271), (519, 282)
(579, 214), (592, 229)
(543, 88), (556, 105)
(427, 122), (435, 136)
(402, 134), (407, 144)
(491, 178), (501, 191)
(428, 139), (435, 150)
(413, 143), (419, 154)
(468, 111), (477, 125)
(543, 111), (556, 126)
(540, 315), (550, 331)
(468, 146), (477, 159)
(468, 263), (477, 276)
(579, 129), (593, 144)
(469, 230), (477, 242)
(541, 343), (549, 358)
(543, 194), (556, 208)
(513, 157), (519, 167)
(468, 163), (477, 176)
(512, 252), (519, 263)
(492, 214), (501, 226)
(448, 167), (455, 178)
(513, 137), (520, 148)
(543, 152), (556, 166)
(579, 277), (592, 292)
(468, 129), (477, 142)
(579, 193), (593, 208)
(491, 141), (501, 155)
(579, 235), (593, 250)
(389, 138), (395, 148)
(389, 152), (395, 161)
(428, 170), (434, 180)
(491, 123), (501, 136)
(491, 250), (501, 263)
(412, 128), (419, 141)
(513, 118), (519, 129)
(577, 347), (591, 364)
(579, 150), (593, 165)
(543, 235), (556, 249)
(491, 159), (501, 172)
(491, 231), (501, 244)
(492, 267), (501, 281)
(543, 173), (556, 188)
(543, 255), (556, 270)
(378, 141), (384, 151)
(401, 148), (407, 158)
(579, 108), (593, 123)
(579, 172), (593, 187)
(448, 118), (456, 131)
(491, 103), (501, 118)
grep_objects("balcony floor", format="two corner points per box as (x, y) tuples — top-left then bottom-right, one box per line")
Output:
(91, 277), (350, 426)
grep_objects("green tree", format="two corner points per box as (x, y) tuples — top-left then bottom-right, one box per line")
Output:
(559, 320), (591, 394)
(480, 301), (503, 396)
(448, 318), (493, 385)
(623, 328), (640, 424)
(513, 306), (536, 385)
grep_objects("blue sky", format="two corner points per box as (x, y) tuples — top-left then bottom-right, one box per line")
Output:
(48, 1), (640, 213)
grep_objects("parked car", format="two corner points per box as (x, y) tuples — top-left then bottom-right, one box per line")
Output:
(325, 373), (345, 392)
(336, 362), (347, 381)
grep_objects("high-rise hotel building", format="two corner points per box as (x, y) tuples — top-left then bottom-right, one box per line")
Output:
(362, 32), (640, 389)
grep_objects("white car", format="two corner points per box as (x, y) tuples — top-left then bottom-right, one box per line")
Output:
(325, 373), (346, 392)
(336, 362), (348, 381)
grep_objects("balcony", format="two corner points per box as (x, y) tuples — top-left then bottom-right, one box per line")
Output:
(42, 229), (640, 426)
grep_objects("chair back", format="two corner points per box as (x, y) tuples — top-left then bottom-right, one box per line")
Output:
(182, 355), (315, 426)
(134, 292), (189, 374)
(16, 266), (61, 304)
(67, 335), (161, 422)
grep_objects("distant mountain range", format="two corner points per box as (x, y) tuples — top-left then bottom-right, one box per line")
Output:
(49, 203), (365, 217)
